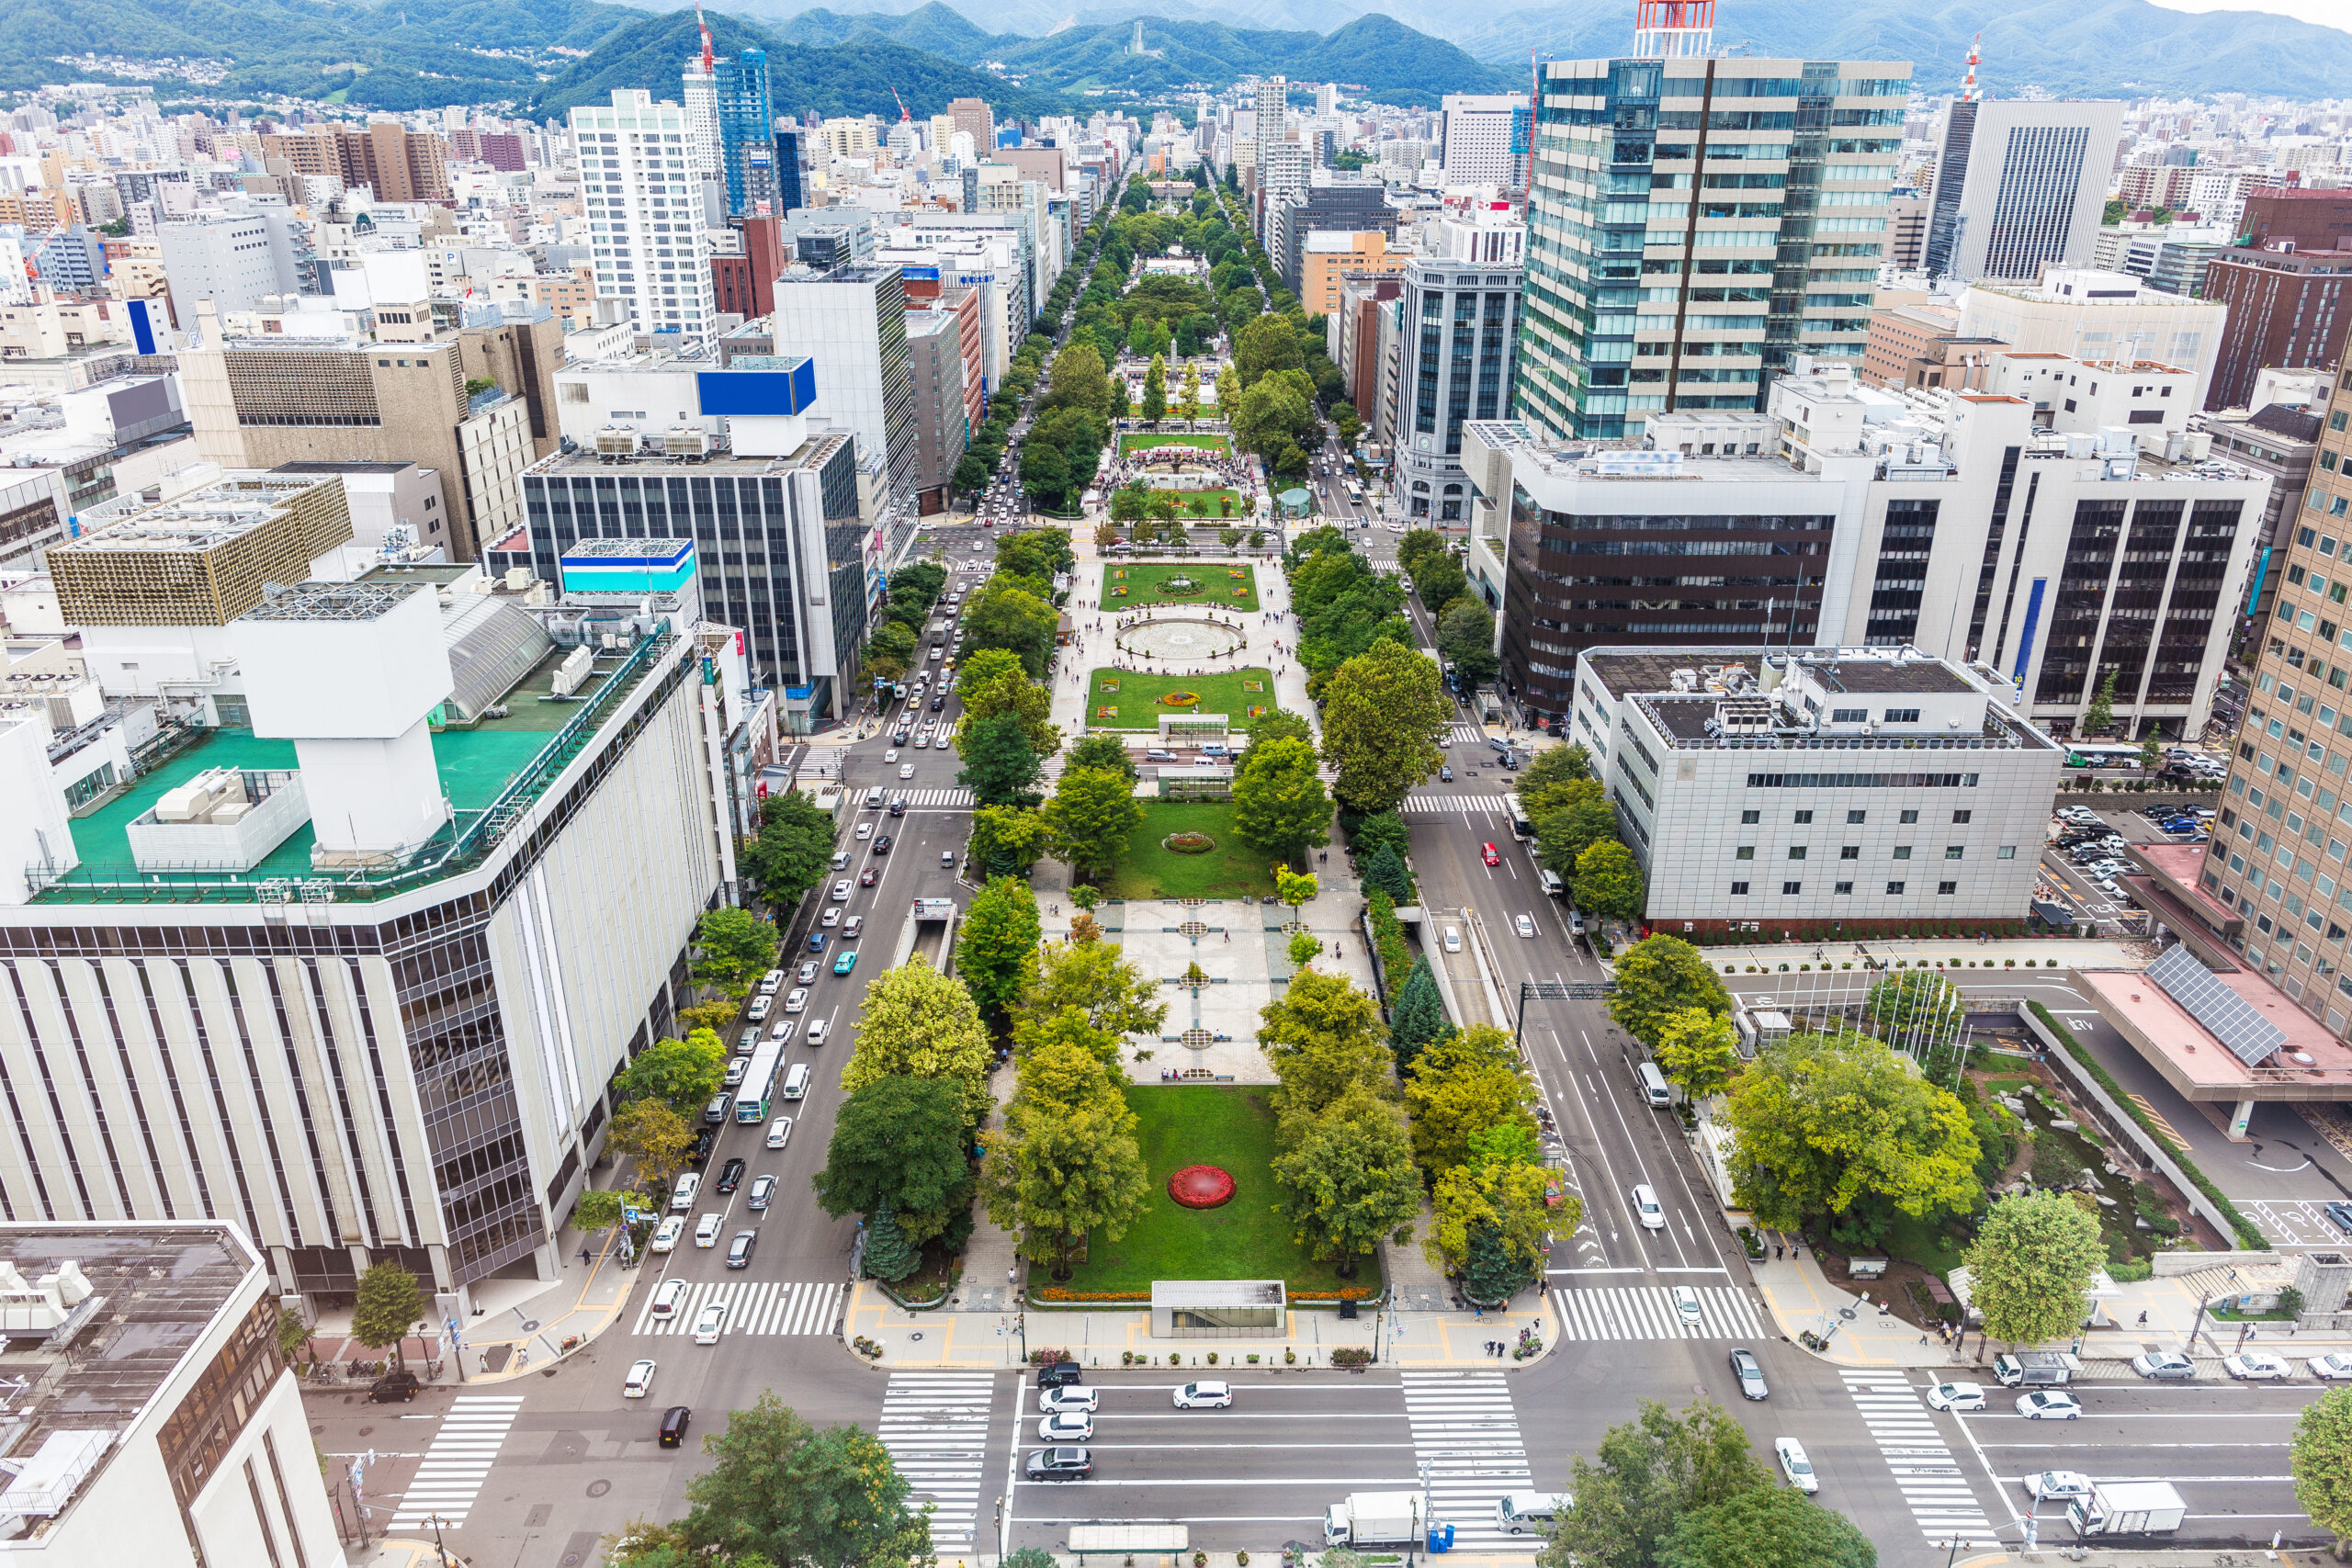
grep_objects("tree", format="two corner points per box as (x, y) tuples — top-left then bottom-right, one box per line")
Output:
(1229, 371), (1319, 461)
(815, 1076), (973, 1245)
(1437, 597), (1498, 686)
(571, 1187), (642, 1233)
(1574, 839), (1646, 921)
(953, 452), (989, 494)
(1963, 1191), (2107, 1348)
(960, 580), (1060, 677)
(1347, 809), (1411, 863)
(1654, 1008), (1739, 1100)
(1259, 966), (1394, 1124)
(1412, 555), (1468, 618)
(1028, 939), (1168, 1042)
(610, 1030), (729, 1116)
(1426, 1155), (1552, 1281)
(1608, 935), (1733, 1049)
(1043, 765), (1146, 881)
(863, 1201), (922, 1282)
(844, 960), (996, 1125)
(1860, 970), (1964, 1054)
(606, 1099), (696, 1195)
(981, 1037), (1151, 1280)
(1658, 1485), (1877, 1568)
(1271, 1084), (1422, 1277)
(2085, 666), (2118, 736)
(1232, 737), (1333, 866)
(1142, 353), (1168, 421)
(676, 1394), (932, 1568)
(1178, 359), (1203, 423)
(1723, 1032), (1982, 1234)
(741, 788), (836, 905)
(1289, 930), (1324, 966)
(957, 711), (1043, 807)
(1067, 730), (1139, 783)
(1518, 745), (1593, 794)
(968, 804), (1052, 876)
(863, 620), (917, 682)
(2293, 1386), (2352, 1556)
(1275, 866), (1319, 926)
(1041, 341), (1113, 421)
(956, 875), (1044, 1029)
(1395, 528), (1449, 577)
(957, 667), (1062, 760)
(1320, 640), (1448, 814)
(1234, 313), (1306, 387)
(1407, 1025), (1537, 1176)
(1387, 956), (1449, 1074)
(1540, 1400), (1771, 1568)
(351, 1261), (424, 1366)
(691, 907), (778, 996)
(1363, 842), (1412, 904)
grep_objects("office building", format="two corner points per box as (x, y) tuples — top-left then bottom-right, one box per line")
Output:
(1514, 54), (1909, 445)
(2202, 243), (2352, 415)
(155, 209), (309, 329)
(0, 1224), (341, 1565)
(1887, 192), (1930, 272)
(2209, 401), (2322, 620)
(1921, 97), (2122, 283)
(1299, 230), (1407, 318)
(1573, 645), (2063, 934)
(1860, 300), (2002, 392)
(1332, 272), (1404, 423)
(1439, 93), (1532, 190)
(1961, 268), (2226, 412)
(1253, 77), (1288, 186)
(571, 90), (719, 347)
(766, 265), (918, 513)
(774, 127), (806, 217)
(259, 120), (450, 202)
(948, 98), (996, 155)
(1396, 217), (1523, 525)
(1272, 173), (1396, 298)
(905, 307), (970, 512)
(1475, 354), (2267, 741)
(716, 49), (777, 217)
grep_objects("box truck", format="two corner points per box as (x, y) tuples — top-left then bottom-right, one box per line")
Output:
(1325, 1492), (1424, 1548)
(2068, 1481), (2186, 1538)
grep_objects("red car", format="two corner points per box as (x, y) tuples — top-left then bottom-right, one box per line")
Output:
(859, 867), (878, 886)
(1481, 841), (1500, 866)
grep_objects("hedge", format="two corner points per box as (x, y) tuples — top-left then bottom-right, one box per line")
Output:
(2025, 1000), (2268, 1250)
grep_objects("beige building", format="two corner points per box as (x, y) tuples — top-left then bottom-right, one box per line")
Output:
(1299, 229), (1406, 318)
(1961, 270), (2229, 412)
(260, 119), (451, 202)
(0, 298), (134, 361)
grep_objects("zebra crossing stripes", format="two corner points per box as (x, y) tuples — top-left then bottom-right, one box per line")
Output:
(1840, 1369), (1994, 1540)
(387, 1395), (524, 1529)
(898, 787), (975, 807)
(1449, 723), (1488, 743)
(1550, 1284), (1765, 1341)
(877, 1371), (995, 1551)
(1402, 792), (1511, 815)
(1400, 1371), (1535, 1551)
(630, 1279), (842, 1337)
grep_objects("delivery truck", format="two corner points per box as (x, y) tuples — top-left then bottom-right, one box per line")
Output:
(1325, 1492), (1424, 1548)
(1993, 1351), (2082, 1386)
(2068, 1481), (2187, 1538)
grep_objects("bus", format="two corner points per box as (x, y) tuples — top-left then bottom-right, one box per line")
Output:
(733, 1040), (786, 1123)
(2064, 742), (2143, 770)
(1345, 480), (1363, 506)
(1507, 797), (1534, 840)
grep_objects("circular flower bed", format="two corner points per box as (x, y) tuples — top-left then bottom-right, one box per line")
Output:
(1160, 691), (1202, 705)
(1163, 831), (1216, 854)
(1168, 1165), (1236, 1209)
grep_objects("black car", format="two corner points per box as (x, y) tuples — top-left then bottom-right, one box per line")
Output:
(873, 835), (892, 855)
(715, 1157), (745, 1193)
(889, 799), (907, 817)
(659, 1405), (693, 1448)
(688, 1128), (716, 1166)
(1024, 1446), (1092, 1480)
(368, 1371), (422, 1404)
(894, 729), (910, 746)
(1036, 1359), (1082, 1388)
(930, 695), (945, 711)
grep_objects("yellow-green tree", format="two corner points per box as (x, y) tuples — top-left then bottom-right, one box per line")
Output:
(1654, 1008), (1740, 1100)
(981, 1037), (1150, 1280)
(1258, 965), (1393, 1124)
(1405, 1023), (1537, 1175)
(844, 960), (995, 1126)
(1964, 1190), (2108, 1348)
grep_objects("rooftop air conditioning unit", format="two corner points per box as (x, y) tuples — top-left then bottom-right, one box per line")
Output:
(664, 425), (710, 459)
(594, 426), (639, 458)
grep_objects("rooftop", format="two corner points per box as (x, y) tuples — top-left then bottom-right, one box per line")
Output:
(1793, 653), (1975, 695)
(2080, 963), (2352, 1098)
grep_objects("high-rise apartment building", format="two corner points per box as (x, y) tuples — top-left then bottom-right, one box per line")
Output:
(765, 265), (918, 505)
(1514, 54), (1910, 445)
(1396, 216), (1524, 525)
(948, 97), (996, 154)
(1439, 94), (1532, 190)
(1922, 97), (2122, 283)
(571, 90), (719, 347)
(1254, 76), (1288, 186)
(258, 121), (450, 202)
(716, 49), (777, 217)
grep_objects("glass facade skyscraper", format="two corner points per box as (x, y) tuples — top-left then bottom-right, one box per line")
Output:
(716, 49), (776, 216)
(1513, 56), (1909, 443)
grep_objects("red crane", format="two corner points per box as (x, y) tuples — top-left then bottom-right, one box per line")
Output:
(891, 86), (911, 123)
(695, 0), (715, 76)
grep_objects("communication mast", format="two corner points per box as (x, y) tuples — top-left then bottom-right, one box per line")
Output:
(1962, 32), (1982, 101)
(1632, 0), (1715, 59)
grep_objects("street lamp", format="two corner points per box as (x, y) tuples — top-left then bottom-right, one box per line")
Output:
(1934, 1536), (1973, 1568)
(426, 1512), (454, 1568)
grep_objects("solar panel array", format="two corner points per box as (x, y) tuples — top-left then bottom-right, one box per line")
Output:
(2143, 943), (2287, 1067)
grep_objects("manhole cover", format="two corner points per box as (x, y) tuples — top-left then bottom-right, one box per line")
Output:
(310, 1424), (324, 1435)
(563, 1556), (584, 1567)
(910, 1331), (924, 1342)
(586, 1480), (612, 1498)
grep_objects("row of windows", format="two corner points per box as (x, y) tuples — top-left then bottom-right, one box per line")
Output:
(1736, 807), (1964, 824)
(1727, 881), (1960, 896)
(1744, 772), (1981, 788)
(1734, 844), (2010, 861)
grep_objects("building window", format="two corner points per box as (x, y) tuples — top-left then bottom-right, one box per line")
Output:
(1736, 846), (1755, 860)
(1839, 846), (1860, 860)
(1835, 881), (1854, 894)
(1952, 809), (1973, 824)
(1740, 809), (1760, 824)
(1781, 881), (1803, 895)
(1729, 881), (1749, 896)
(1793, 810), (1814, 823)
(1884, 708), (1921, 723)
(1900, 808), (1919, 823)
(1938, 880), (1958, 894)
(1847, 810), (1867, 824)
(1894, 845), (1913, 860)
(1788, 846), (1807, 860)
(1946, 846), (1965, 860)
(1885, 880), (1905, 895)
(1997, 845), (2017, 859)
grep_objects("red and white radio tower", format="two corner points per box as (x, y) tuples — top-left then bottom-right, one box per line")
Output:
(1962, 32), (1982, 101)
(1633, 0), (1715, 59)
(695, 0), (716, 76)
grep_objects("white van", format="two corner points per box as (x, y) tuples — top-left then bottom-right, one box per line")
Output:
(865, 786), (885, 807)
(1635, 1060), (1671, 1107)
(1496, 1494), (1566, 1535)
(783, 1062), (811, 1100)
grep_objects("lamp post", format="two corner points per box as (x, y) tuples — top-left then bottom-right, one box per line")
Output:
(426, 1512), (454, 1568)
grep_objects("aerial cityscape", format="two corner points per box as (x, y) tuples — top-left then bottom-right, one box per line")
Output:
(0, 1), (2350, 1566)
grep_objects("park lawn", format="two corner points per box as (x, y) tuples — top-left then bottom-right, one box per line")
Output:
(1051, 1086), (1362, 1298)
(1102, 802), (1280, 901)
(1088, 667), (1278, 732)
(1103, 559), (1261, 612)
(1120, 432), (1231, 456)
(1139, 487), (1245, 520)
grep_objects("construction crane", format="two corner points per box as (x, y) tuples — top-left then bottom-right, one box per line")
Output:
(695, 0), (715, 76)
(890, 85), (911, 123)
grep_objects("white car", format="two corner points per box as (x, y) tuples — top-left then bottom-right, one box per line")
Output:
(1671, 1284), (1702, 1327)
(900, 763), (916, 778)
(1039, 1386), (1100, 1414)
(623, 1358), (658, 1398)
(1442, 926), (1463, 953)
(2224, 1350), (2292, 1381)
(695, 1212), (723, 1247)
(1037, 1411), (1093, 1441)
(1173, 1380), (1232, 1409)
(767, 1116), (793, 1149)
(885, 750), (899, 763)
(831, 879), (852, 902)
(820, 908), (842, 929)
(1515, 913), (1536, 938)
(768, 1020), (796, 1046)
(786, 987), (808, 1013)
(2015, 1391), (2082, 1420)
(692, 1301), (729, 1345)
(2312, 1353), (2352, 1381)
(1773, 1437), (1817, 1494)
(806, 1019), (829, 1046)
(670, 1172), (700, 1213)
(650, 1215), (686, 1254)
(856, 821), (874, 840)
(649, 1279), (688, 1319)
(1632, 1183), (1665, 1229)
(2024, 1471), (2093, 1501)
(1925, 1381), (1986, 1412)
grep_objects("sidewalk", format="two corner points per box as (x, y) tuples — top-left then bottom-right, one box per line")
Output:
(1691, 936), (2154, 975)
(1960, 1552), (2329, 1568)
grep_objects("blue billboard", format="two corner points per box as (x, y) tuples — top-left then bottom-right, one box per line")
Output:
(697, 357), (818, 417)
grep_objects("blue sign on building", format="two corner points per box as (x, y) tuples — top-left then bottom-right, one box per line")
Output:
(696, 357), (818, 417)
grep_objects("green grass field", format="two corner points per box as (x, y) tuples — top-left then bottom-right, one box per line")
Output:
(1132, 487), (1245, 519)
(1051, 1086), (1363, 1297)
(1102, 802), (1281, 901)
(1120, 432), (1232, 457)
(1088, 668), (1277, 733)
(1103, 559), (1261, 611)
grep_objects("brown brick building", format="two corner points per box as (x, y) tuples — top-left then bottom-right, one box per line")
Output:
(261, 122), (451, 203)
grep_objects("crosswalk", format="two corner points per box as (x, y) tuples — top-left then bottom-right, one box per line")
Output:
(1549, 1284), (1766, 1341)
(1448, 723), (1488, 743)
(878, 1371), (995, 1552)
(629, 1279), (843, 1337)
(1402, 1370), (1534, 1551)
(1403, 792), (1512, 815)
(387, 1394), (524, 1529)
(1840, 1369), (1994, 1540)
(896, 787), (974, 807)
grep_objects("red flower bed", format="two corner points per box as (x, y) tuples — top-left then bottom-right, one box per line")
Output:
(1168, 1164), (1236, 1209)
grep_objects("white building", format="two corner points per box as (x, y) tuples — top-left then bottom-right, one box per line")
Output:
(1923, 97), (2124, 284)
(155, 209), (307, 332)
(1962, 268), (2226, 412)
(1438, 94), (1529, 190)
(571, 90), (718, 347)
(1576, 646), (2063, 934)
